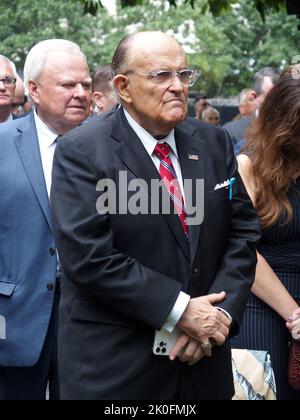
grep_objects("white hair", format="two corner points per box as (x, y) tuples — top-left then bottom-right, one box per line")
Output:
(0, 55), (18, 78)
(24, 39), (87, 96)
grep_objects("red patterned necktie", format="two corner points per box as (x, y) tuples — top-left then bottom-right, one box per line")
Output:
(153, 142), (189, 240)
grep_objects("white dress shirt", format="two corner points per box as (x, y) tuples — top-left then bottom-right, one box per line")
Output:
(124, 109), (190, 332)
(34, 110), (58, 198)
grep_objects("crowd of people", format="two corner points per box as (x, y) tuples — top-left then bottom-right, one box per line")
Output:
(0, 32), (300, 401)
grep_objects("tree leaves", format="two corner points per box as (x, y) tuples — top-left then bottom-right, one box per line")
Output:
(76, 0), (103, 15)
(77, 0), (289, 19)
(1, 0), (299, 96)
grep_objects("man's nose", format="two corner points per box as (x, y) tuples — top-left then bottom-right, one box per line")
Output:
(0, 80), (6, 90)
(169, 75), (184, 92)
(73, 83), (86, 99)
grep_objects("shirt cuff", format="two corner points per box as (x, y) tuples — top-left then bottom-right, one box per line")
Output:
(216, 307), (233, 324)
(163, 292), (190, 333)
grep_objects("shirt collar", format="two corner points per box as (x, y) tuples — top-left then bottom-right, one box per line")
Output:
(123, 108), (178, 159)
(34, 109), (58, 148)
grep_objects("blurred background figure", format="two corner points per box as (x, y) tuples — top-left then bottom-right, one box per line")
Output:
(279, 63), (300, 81)
(227, 67), (280, 152)
(238, 88), (257, 118)
(0, 55), (17, 123)
(92, 63), (117, 114)
(254, 67), (281, 110)
(223, 88), (257, 146)
(194, 94), (211, 120)
(202, 106), (220, 126)
(11, 74), (32, 116)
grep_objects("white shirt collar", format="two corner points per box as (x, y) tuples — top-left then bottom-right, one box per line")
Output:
(123, 108), (178, 159)
(34, 109), (58, 149)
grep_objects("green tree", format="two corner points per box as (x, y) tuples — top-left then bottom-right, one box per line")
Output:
(0, 0), (299, 97)
(0, 0), (99, 69)
(78, 0), (295, 18)
(217, 0), (300, 95)
(96, 0), (234, 96)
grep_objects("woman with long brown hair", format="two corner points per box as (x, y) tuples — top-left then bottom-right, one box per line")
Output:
(232, 74), (300, 400)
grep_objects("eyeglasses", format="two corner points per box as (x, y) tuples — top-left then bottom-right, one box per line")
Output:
(0, 77), (17, 87)
(126, 69), (199, 87)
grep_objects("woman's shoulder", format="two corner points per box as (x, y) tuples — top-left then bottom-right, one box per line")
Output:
(237, 153), (252, 174)
(237, 154), (256, 204)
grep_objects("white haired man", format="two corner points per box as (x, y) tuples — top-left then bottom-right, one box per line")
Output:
(0, 55), (17, 123)
(0, 39), (91, 400)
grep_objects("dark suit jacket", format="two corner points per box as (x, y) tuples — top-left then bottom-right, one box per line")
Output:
(51, 107), (260, 400)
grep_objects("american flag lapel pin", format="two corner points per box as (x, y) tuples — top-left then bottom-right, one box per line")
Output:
(188, 154), (199, 161)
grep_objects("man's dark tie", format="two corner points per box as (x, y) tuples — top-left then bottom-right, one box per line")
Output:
(153, 142), (189, 240)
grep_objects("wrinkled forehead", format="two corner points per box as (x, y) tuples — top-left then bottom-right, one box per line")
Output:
(46, 51), (88, 69)
(129, 36), (187, 70)
(39, 51), (90, 80)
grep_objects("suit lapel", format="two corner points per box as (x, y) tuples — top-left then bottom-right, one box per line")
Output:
(14, 113), (52, 232)
(111, 109), (190, 261)
(175, 122), (205, 265)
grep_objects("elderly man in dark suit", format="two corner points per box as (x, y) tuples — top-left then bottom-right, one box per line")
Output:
(51, 31), (260, 400)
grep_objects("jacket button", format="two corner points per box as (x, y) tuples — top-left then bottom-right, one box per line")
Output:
(47, 283), (54, 291)
(192, 267), (200, 274)
(49, 247), (56, 256)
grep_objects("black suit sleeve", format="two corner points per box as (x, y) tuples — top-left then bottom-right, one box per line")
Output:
(51, 135), (181, 330)
(208, 131), (261, 335)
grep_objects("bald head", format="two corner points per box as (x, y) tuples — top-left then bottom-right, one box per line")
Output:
(112, 31), (191, 138)
(202, 107), (220, 126)
(112, 31), (186, 76)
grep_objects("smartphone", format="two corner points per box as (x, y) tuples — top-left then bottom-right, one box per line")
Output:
(153, 326), (182, 356)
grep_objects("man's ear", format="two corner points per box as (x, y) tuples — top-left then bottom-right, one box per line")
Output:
(113, 75), (132, 104)
(28, 80), (40, 105)
(92, 91), (105, 112)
